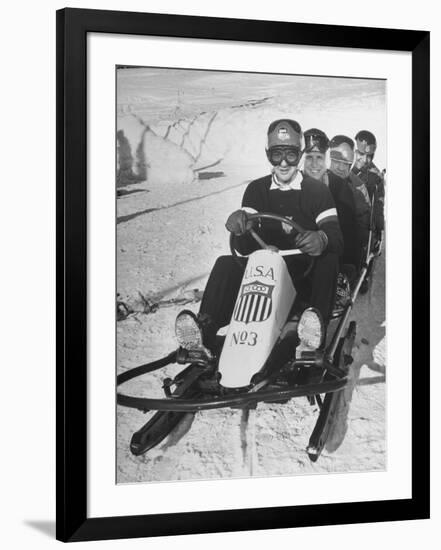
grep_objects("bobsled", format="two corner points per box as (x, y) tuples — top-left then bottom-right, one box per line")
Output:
(117, 206), (382, 462)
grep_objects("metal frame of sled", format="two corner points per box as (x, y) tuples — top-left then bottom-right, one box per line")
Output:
(117, 204), (382, 461)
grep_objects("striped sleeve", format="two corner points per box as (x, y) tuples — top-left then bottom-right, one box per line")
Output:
(316, 207), (338, 226)
(303, 180), (339, 227)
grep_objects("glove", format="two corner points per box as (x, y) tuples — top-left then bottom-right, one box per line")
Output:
(225, 209), (253, 236)
(368, 165), (381, 177)
(294, 230), (328, 256)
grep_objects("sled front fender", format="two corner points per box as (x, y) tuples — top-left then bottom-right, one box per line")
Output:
(117, 377), (348, 412)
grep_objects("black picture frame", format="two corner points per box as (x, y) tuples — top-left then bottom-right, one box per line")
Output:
(56, 7), (430, 543)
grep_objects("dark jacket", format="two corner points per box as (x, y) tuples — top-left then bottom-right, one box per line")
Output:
(235, 173), (343, 256)
(328, 171), (361, 267)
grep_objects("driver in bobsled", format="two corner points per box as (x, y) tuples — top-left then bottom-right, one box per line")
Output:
(176, 119), (343, 354)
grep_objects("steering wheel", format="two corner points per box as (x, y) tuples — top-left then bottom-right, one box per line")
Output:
(229, 212), (315, 278)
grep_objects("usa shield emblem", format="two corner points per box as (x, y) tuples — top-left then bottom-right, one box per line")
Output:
(233, 281), (274, 324)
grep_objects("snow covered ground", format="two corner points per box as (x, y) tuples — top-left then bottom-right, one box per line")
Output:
(116, 68), (386, 483)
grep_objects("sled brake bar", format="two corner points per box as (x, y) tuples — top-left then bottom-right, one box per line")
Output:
(117, 377), (348, 412)
(117, 351), (177, 385)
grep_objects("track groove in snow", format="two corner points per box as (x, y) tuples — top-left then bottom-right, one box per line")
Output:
(117, 180), (248, 225)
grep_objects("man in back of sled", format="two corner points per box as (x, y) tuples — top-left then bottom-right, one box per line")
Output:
(301, 129), (368, 279)
(176, 119), (344, 354)
(351, 130), (385, 241)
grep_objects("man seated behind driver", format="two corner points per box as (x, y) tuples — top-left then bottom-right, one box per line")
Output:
(176, 119), (343, 353)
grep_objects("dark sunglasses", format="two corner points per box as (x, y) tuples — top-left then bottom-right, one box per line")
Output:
(267, 147), (301, 166)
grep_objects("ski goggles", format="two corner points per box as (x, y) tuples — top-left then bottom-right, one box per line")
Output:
(267, 147), (301, 166)
(304, 133), (329, 154)
(330, 146), (354, 165)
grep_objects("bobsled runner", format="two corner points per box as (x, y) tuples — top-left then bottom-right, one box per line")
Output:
(117, 204), (382, 462)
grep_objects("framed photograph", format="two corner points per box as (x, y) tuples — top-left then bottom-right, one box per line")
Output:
(56, 8), (429, 542)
